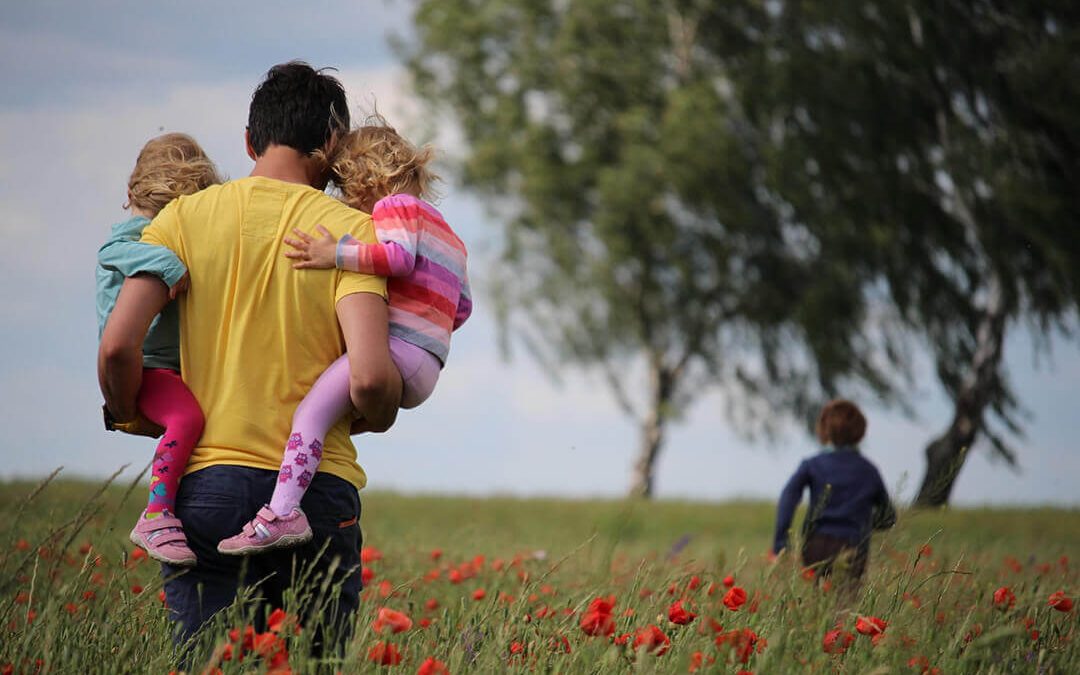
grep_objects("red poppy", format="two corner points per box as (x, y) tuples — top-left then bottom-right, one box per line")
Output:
(632, 625), (671, 655)
(668, 599), (697, 625)
(612, 633), (631, 646)
(919, 544), (932, 557)
(579, 596), (616, 636)
(378, 580), (393, 598)
(367, 641), (403, 666)
(448, 569), (464, 584)
(417, 657), (449, 675)
(723, 586), (748, 611)
(131, 584), (143, 595)
(14, 539), (29, 551)
(992, 586), (1016, 610)
(362, 567), (375, 585)
(373, 607), (413, 634)
(361, 547), (383, 564)
(687, 576), (702, 591)
(425, 598), (439, 611)
(252, 631), (286, 661)
(688, 650), (716, 672)
(855, 616), (888, 636)
(130, 547), (147, 561)
(471, 588), (487, 601)
(508, 641), (526, 661)
(822, 628), (854, 654)
(267, 608), (299, 635)
(716, 628), (765, 663)
(907, 655), (941, 674)
(419, 618), (432, 628)
(430, 548), (443, 561)
(1048, 591), (1074, 612)
(549, 635), (572, 654)
(723, 575), (735, 587)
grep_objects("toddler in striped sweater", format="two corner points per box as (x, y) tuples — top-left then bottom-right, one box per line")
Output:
(218, 123), (471, 554)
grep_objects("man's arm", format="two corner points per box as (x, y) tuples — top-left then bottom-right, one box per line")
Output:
(336, 293), (401, 433)
(98, 275), (169, 422)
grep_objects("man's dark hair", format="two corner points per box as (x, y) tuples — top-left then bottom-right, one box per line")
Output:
(247, 61), (350, 156)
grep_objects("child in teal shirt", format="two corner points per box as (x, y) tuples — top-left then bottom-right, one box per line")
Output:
(97, 133), (221, 566)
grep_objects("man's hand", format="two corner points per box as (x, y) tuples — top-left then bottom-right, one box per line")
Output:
(103, 405), (165, 438)
(284, 225), (338, 269)
(168, 272), (190, 300)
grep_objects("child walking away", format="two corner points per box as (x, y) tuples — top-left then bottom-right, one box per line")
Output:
(772, 399), (896, 593)
(97, 133), (221, 565)
(218, 122), (471, 555)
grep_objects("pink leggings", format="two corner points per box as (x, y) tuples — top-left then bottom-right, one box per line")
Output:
(137, 368), (204, 515)
(268, 337), (440, 516)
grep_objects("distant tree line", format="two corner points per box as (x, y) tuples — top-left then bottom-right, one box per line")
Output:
(400, 0), (1080, 502)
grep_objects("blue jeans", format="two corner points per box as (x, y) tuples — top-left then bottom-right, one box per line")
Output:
(161, 465), (362, 648)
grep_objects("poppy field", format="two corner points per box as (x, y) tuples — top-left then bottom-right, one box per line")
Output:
(1, 474), (1077, 673)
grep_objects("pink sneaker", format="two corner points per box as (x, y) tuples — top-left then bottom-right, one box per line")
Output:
(217, 506), (312, 556)
(130, 509), (197, 566)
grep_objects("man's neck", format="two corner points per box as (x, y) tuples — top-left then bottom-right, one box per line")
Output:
(249, 145), (325, 188)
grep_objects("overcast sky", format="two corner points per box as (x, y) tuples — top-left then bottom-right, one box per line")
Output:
(1, 1), (1078, 506)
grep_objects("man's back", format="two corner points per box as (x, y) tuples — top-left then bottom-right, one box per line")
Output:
(142, 176), (386, 488)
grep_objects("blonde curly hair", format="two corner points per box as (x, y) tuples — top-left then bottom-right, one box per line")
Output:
(127, 133), (222, 216)
(325, 118), (439, 211)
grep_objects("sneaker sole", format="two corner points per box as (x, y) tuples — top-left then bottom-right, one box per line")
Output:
(217, 530), (314, 556)
(129, 531), (197, 567)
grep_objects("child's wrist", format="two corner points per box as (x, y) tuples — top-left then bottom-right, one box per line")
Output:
(336, 234), (355, 269)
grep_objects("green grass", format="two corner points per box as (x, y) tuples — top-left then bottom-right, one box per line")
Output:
(1, 474), (1077, 673)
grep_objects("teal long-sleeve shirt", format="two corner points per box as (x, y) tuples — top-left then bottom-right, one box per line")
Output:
(96, 215), (187, 371)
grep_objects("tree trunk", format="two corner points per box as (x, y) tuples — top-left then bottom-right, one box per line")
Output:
(913, 276), (1006, 507)
(628, 360), (676, 499)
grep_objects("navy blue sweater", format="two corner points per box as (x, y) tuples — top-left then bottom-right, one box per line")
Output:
(772, 446), (896, 554)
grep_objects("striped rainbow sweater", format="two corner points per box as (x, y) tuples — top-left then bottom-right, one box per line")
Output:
(336, 193), (471, 364)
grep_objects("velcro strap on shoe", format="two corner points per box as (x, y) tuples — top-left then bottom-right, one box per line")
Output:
(147, 529), (189, 546)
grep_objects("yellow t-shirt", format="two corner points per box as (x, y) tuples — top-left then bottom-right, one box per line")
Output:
(141, 176), (386, 489)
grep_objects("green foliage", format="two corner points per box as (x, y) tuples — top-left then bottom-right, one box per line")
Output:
(752, 0), (1080, 461)
(401, 0), (1080, 493)
(402, 0), (903, 442)
(2, 477), (1078, 672)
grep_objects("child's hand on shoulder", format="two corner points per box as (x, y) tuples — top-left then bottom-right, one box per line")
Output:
(284, 225), (338, 269)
